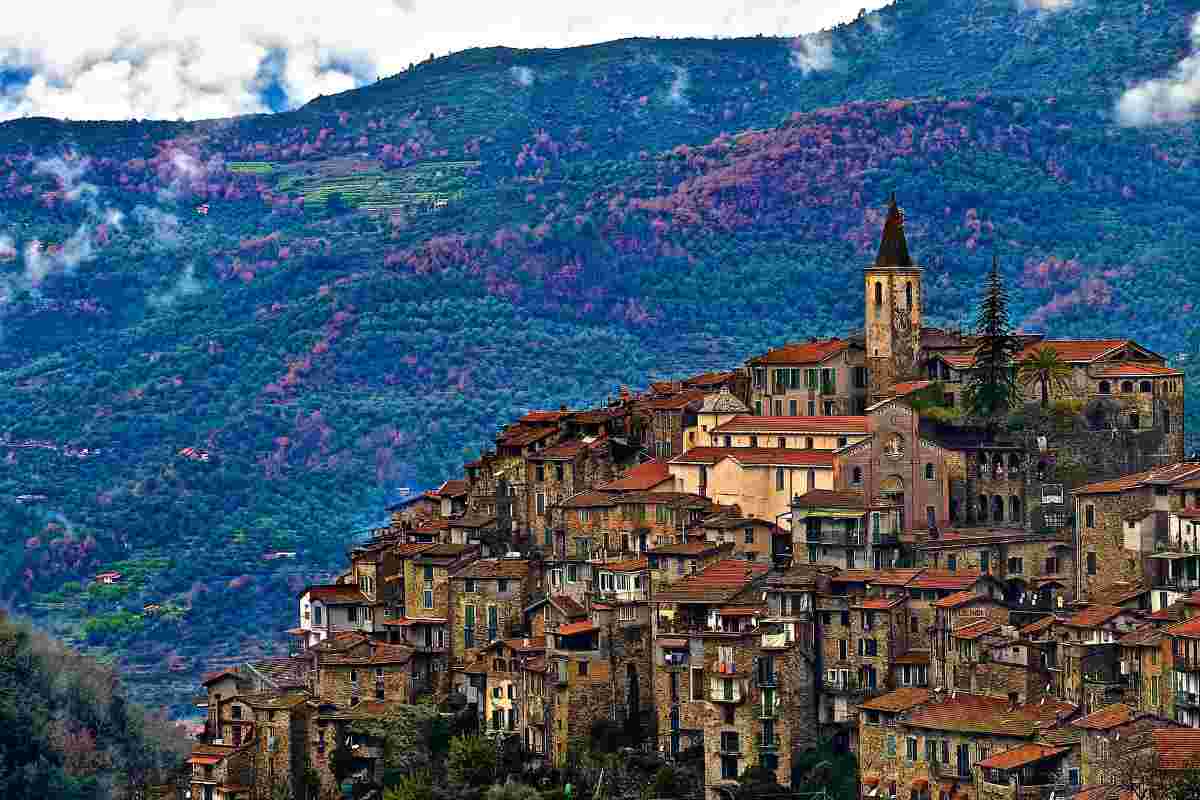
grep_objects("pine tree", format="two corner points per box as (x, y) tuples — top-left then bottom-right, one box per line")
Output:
(965, 255), (1020, 425)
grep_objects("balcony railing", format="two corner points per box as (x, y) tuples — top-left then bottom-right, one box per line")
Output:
(823, 675), (883, 697)
(757, 671), (778, 688)
(758, 700), (779, 719)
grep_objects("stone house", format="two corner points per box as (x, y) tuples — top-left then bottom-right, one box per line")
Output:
(431, 478), (469, 519)
(187, 742), (254, 800)
(478, 637), (546, 734)
(651, 559), (817, 798)
(930, 592), (1010, 691)
(447, 512), (498, 549)
(792, 489), (903, 572)
(746, 337), (869, 417)
(308, 634), (414, 707)
(387, 492), (439, 528)
(857, 690), (1078, 800)
(697, 507), (790, 565)
(527, 434), (630, 545)
(594, 458), (675, 494)
(684, 386), (751, 452)
(1070, 704), (1184, 786)
(296, 584), (372, 649)
(450, 557), (540, 656)
(1166, 614), (1200, 727)
(1116, 627), (1170, 719)
(590, 557), (651, 625)
(241, 693), (310, 800)
(1073, 462), (1200, 601)
(915, 529), (1077, 609)
(525, 594), (589, 642)
(906, 572), (1006, 651)
(646, 541), (736, 589)
(669, 446), (836, 521)
(640, 388), (706, 460)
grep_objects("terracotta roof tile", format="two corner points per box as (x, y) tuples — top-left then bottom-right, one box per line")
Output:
(592, 557), (648, 573)
(976, 743), (1068, 771)
(1063, 605), (1126, 628)
(860, 687), (930, 712)
(641, 389), (706, 411)
(953, 619), (1001, 640)
(1166, 615), (1200, 639)
(888, 380), (934, 398)
(454, 559), (530, 580)
(557, 620), (598, 636)
(748, 339), (851, 366)
(1075, 462), (1200, 495)
(669, 447), (835, 467)
(1118, 626), (1163, 647)
(830, 569), (924, 586)
(530, 438), (594, 460)
(684, 371), (735, 387)
(497, 426), (556, 448)
(304, 584), (368, 604)
(1014, 339), (1131, 364)
(320, 642), (414, 666)
(932, 591), (985, 609)
(1072, 704), (1136, 731)
(558, 491), (619, 509)
(653, 559), (769, 603)
(893, 650), (930, 665)
(647, 541), (725, 557)
(710, 415), (869, 435)
(433, 479), (469, 497)
(1093, 362), (1183, 378)
(519, 410), (573, 424)
(1019, 616), (1059, 637)
(854, 596), (906, 610)
(911, 571), (986, 591)
(793, 489), (869, 510)
(906, 693), (1075, 737)
(550, 595), (587, 618)
(597, 460), (672, 491)
(1153, 729), (1200, 770)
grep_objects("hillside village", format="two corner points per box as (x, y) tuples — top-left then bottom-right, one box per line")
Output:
(187, 198), (1200, 800)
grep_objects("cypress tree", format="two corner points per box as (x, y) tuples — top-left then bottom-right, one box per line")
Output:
(965, 255), (1020, 426)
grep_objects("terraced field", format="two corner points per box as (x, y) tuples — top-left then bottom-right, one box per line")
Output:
(226, 161), (276, 174)
(266, 159), (478, 211)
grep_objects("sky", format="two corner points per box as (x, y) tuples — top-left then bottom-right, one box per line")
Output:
(0, 0), (894, 123)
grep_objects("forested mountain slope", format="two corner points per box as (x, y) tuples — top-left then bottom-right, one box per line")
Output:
(0, 0), (1197, 712)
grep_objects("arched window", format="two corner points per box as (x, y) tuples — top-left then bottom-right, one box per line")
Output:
(1098, 381), (1110, 395)
(924, 463), (935, 480)
(906, 282), (913, 312)
(1140, 380), (1153, 393)
(852, 467), (863, 486)
(875, 282), (883, 306)
(1121, 381), (1134, 393)
(1009, 496), (1021, 522)
(992, 496), (1005, 522)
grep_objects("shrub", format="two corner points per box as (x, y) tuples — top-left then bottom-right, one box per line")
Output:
(447, 735), (496, 788)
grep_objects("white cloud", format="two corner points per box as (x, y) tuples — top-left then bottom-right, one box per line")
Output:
(1117, 13), (1200, 127)
(149, 263), (204, 309)
(510, 66), (535, 87)
(133, 206), (183, 249)
(0, 1), (891, 122)
(790, 31), (836, 75)
(667, 65), (689, 105)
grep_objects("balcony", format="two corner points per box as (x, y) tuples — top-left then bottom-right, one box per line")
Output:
(709, 678), (747, 703)
(761, 631), (793, 650)
(823, 675), (883, 698)
(757, 733), (781, 751)
(756, 671), (778, 688)
(758, 700), (779, 719)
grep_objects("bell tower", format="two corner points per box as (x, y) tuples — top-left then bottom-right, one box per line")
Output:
(864, 194), (923, 402)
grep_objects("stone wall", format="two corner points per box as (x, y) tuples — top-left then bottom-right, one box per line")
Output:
(1077, 490), (1153, 600)
(316, 663), (411, 706)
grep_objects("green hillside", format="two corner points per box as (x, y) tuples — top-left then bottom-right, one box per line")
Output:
(0, 0), (1197, 712)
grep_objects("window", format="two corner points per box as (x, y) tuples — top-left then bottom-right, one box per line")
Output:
(1010, 496), (1021, 522)
(750, 435), (759, 447)
(788, 400), (797, 416)
(555, 464), (564, 481)
(925, 463), (935, 480)
(691, 668), (704, 700)
(823, 401), (835, 415)
(838, 436), (847, 448)
(808, 468), (817, 489)
(1045, 556), (1059, 575)
(947, 555), (957, 571)
(497, 579), (509, 593)
(886, 735), (896, 757)
(536, 493), (545, 515)
(853, 366), (868, 389)
(1008, 557), (1023, 574)
(232, 704), (241, 720)
(1085, 504), (1096, 528)
(567, 564), (578, 583)
(852, 467), (863, 486)
(721, 756), (738, 780)
(745, 529), (755, 545)
(313, 605), (323, 625)
(776, 468), (785, 492)
(723, 435), (732, 447)
(838, 639), (848, 661)
(535, 465), (545, 482)
(906, 281), (913, 311)
(1121, 381), (1134, 393)
(806, 368), (819, 389)
(1087, 552), (1097, 576)
(465, 578), (477, 593)
(754, 401), (762, 416)
(778, 437), (787, 449)
(875, 281), (883, 306)
(348, 606), (358, 622)
(773, 401), (782, 415)
(1098, 380), (1110, 394)
(423, 590), (433, 609)
(1140, 380), (1153, 393)
(808, 400), (816, 415)
(906, 737), (918, 762)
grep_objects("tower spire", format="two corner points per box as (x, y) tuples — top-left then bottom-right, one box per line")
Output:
(875, 194), (913, 268)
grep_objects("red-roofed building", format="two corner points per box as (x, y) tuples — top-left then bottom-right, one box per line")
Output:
(597, 459), (673, 493)
(745, 335), (868, 419)
(668, 446), (835, 522)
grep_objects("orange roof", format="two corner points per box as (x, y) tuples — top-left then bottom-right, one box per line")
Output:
(905, 693), (1075, 737)
(860, 687), (930, 713)
(1154, 729), (1200, 770)
(854, 597), (906, 610)
(1072, 704), (1136, 731)
(669, 447), (836, 467)
(1167, 615), (1200, 639)
(748, 338), (851, 366)
(1019, 616), (1058, 637)
(911, 571), (986, 591)
(893, 650), (930, 665)
(454, 559), (530, 580)
(1093, 362), (1182, 378)
(519, 410), (573, 423)
(557, 620), (599, 636)
(304, 584), (368, 604)
(1014, 339), (1131, 363)
(953, 619), (1001, 640)
(710, 415), (869, 435)
(1074, 462), (1200, 494)
(653, 559), (769, 603)
(831, 569), (924, 586)
(888, 380), (934, 398)
(1063, 605), (1126, 628)
(932, 591), (986, 609)
(598, 460), (672, 491)
(976, 743), (1068, 770)
(718, 606), (763, 617)
(592, 557), (648, 573)
(433, 479), (468, 497)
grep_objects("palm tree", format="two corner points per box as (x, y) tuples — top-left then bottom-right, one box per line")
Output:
(1018, 346), (1072, 407)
